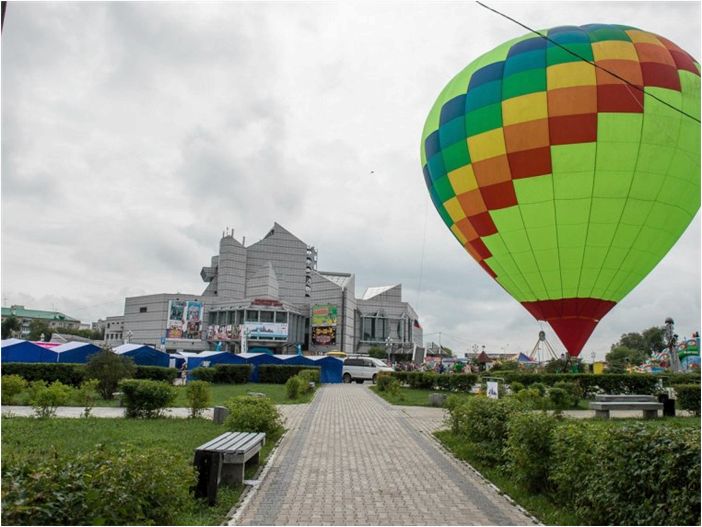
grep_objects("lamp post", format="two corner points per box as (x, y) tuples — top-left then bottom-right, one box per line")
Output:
(385, 336), (393, 366)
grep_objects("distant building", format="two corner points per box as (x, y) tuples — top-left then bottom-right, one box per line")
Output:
(102, 315), (124, 346)
(1, 305), (81, 338)
(120, 223), (423, 354)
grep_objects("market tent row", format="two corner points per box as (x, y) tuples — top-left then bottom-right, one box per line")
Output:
(113, 344), (171, 368)
(176, 351), (247, 371)
(54, 342), (102, 363)
(238, 353), (342, 383)
(1, 339), (59, 363)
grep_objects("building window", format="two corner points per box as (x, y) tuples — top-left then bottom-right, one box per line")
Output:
(260, 311), (274, 323)
(139, 307), (147, 313)
(275, 312), (287, 323)
(245, 310), (258, 322)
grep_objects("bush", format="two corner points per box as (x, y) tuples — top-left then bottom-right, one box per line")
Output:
(509, 381), (525, 393)
(1, 445), (195, 526)
(447, 396), (526, 465)
(224, 395), (283, 436)
(514, 387), (549, 409)
(119, 379), (177, 418)
(185, 380), (211, 418)
(285, 375), (304, 399)
(75, 379), (100, 418)
(376, 373), (395, 392)
(530, 382), (547, 396)
(298, 369), (320, 389)
(258, 365), (319, 384)
(505, 412), (558, 492)
(674, 384), (700, 416)
(27, 380), (73, 418)
(0, 362), (86, 387)
(190, 367), (216, 383)
(1, 374), (27, 404)
(449, 373), (478, 392)
(85, 350), (136, 399)
(134, 366), (178, 383)
(406, 371), (437, 389)
(547, 387), (571, 410)
(552, 380), (583, 406)
(212, 364), (251, 384)
(496, 372), (662, 397)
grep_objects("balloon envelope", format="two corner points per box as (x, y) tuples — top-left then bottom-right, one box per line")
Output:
(421, 24), (700, 356)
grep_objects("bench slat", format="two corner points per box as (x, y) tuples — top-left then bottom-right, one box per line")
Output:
(590, 402), (663, 410)
(197, 432), (265, 453)
(198, 432), (250, 451)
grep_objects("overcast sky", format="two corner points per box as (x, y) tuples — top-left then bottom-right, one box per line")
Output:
(2, 1), (700, 359)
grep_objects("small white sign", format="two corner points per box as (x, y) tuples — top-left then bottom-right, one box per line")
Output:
(486, 381), (499, 399)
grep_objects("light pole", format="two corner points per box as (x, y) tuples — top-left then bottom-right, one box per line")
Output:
(385, 336), (393, 366)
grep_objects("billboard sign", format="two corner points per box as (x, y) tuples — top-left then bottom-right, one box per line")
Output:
(242, 322), (288, 340)
(166, 300), (203, 340)
(312, 326), (336, 346)
(207, 324), (235, 341)
(312, 304), (338, 327)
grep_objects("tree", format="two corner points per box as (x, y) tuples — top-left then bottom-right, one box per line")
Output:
(27, 320), (52, 341)
(1, 316), (20, 339)
(612, 326), (665, 354)
(606, 346), (649, 372)
(641, 326), (665, 353)
(84, 348), (136, 399)
(368, 347), (387, 360)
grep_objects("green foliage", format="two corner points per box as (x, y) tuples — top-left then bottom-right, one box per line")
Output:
(1, 374), (27, 404)
(0, 362), (86, 387)
(27, 320), (52, 341)
(530, 382), (547, 396)
(85, 349), (136, 399)
(505, 412), (558, 492)
(285, 375), (303, 399)
(298, 368), (320, 386)
(134, 366), (178, 383)
(391, 371), (478, 391)
(52, 325), (104, 341)
(1, 445), (196, 526)
(542, 358), (571, 373)
(258, 365), (319, 384)
(552, 380), (583, 405)
(75, 379), (100, 418)
(212, 364), (251, 384)
(224, 395), (283, 435)
(376, 373), (394, 392)
(190, 366), (216, 383)
(509, 381), (525, 393)
(185, 380), (212, 418)
(368, 347), (388, 360)
(1, 315), (20, 339)
(606, 345), (650, 371)
(613, 326), (665, 354)
(674, 384), (700, 416)
(547, 387), (570, 410)
(446, 396), (526, 465)
(495, 372), (663, 397)
(490, 360), (519, 372)
(514, 387), (549, 409)
(119, 379), (177, 418)
(28, 380), (73, 418)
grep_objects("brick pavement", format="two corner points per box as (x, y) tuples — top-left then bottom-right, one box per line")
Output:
(231, 384), (534, 525)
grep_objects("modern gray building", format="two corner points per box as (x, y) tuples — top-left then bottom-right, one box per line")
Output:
(119, 223), (423, 355)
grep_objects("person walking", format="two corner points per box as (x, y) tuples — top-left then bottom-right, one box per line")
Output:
(179, 361), (188, 386)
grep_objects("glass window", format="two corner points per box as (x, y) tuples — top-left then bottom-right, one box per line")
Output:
(245, 310), (258, 322)
(139, 307), (147, 313)
(227, 311), (234, 324)
(275, 312), (287, 323)
(260, 311), (274, 323)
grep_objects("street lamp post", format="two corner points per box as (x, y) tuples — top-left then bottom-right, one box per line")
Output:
(385, 336), (393, 366)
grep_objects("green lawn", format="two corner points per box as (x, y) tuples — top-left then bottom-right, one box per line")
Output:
(6, 383), (314, 408)
(2, 416), (282, 525)
(369, 386), (474, 407)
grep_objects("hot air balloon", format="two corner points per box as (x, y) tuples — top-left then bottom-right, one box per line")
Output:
(420, 24), (700, 356)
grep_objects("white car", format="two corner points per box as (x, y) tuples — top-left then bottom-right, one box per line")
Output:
(342, 357), (394, 384)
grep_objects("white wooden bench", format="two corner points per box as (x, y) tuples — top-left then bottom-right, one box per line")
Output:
(193, 431), (266, 505)
(589, 394), (663, 420)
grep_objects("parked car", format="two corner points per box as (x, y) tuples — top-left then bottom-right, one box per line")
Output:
(342, 357), (393, 384)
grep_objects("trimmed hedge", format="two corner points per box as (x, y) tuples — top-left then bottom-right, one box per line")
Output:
(0, 363), (86, 387)
(224, 395), (283, 435)
(119, 379), (177, 418)
(390, 371), (478, 392)
(500, 373), (661, 396)
(134, 366), (178, 383)
(674, 384), (701, 416)
(190, 364), (251, 384)
(258, 365), (321, 384)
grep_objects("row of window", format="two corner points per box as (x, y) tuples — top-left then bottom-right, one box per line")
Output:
(208, 310), (288, 325)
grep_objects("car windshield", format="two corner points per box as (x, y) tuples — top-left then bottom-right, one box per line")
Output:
(369, 358), (389, 368)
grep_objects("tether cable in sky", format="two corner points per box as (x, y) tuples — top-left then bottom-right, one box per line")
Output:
(476, 1), (701, 124)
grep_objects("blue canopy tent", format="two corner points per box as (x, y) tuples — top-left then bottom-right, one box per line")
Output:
(517, 352), (537, 367)
(1, 339), (58, 363)
(184, 351), (247, 371)
(307, 355), (343, 383)
(239, 353), (285, 382)
(54, 342), (102, 364)
(114, 344), (170, 367)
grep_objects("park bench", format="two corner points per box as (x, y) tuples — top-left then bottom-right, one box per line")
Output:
(589, 394), (663, 420)
(193, 431), (266, 505)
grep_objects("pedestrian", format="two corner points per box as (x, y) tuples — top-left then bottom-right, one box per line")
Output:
(179, 361), (188, 386)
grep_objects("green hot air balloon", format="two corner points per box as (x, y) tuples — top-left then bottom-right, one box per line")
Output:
(421, 24), (700, 356)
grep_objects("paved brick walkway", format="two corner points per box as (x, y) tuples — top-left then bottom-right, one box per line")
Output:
(232, 385), (534, 525)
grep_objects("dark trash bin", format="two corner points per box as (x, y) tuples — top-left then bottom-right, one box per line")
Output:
(658, 393), (676, 417)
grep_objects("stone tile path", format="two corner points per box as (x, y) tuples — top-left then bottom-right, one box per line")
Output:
(231, 384), (534, 526)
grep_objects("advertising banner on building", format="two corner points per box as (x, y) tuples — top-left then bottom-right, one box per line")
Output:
(312, 326), (336, 346)
(241, 322), (288, 340)
(166, 300), (203, 340)
(207, 324), (235, 341)
(312, 304), (338, 327)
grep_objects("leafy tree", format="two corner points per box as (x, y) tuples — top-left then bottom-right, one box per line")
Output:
(1, 316), (20, 339)
(606, 346), (649, 371)
(84, 348), (136, 399)
(57, 326), (105, 341)
(27, 320), (52, 341)
(368, 347), (387, 360)
(612, 326), (665, 354)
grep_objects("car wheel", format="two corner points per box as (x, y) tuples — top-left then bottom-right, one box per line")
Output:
(343, 373), (352, 383)
(372, 374), (378, 384)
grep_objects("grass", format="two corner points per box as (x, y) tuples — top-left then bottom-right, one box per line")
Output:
(5, 383), (314, 408)
(1, 416), (283, 525)
(369, 386), (474, 407)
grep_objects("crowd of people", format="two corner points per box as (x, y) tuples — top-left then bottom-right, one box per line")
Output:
(391, 359), (477, 374)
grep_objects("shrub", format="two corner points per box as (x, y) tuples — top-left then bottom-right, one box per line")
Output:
(390, 371), (409, 385)
(27, 380), (73, 418)
(552, 380), (583, 406)
(75, 379), (100, 418)
(119, 379), (177, 418)
(1, 445), (195, 526)
(224, 395), (283, 436)
(185, 380), (211, 418)
(385, 377), (401, 397)
(514, 387), (549, 410)
(447, 395), (526, 465)
(530, 382), (547, 396)
(449, 373), (478, 392)
(1, 374), (27, 405)
(285, 375), (303, 399)
(376, 373), (395, 392)
(0, 362), (85, 387)
(213, 364), (251, 384)
(190, 366), (216, 383)
(134, 365), (178, 383)
(406, 371), (437, 389)
(436, 374), (452, 391)
(674, 384), (700, 416)
(509, 381), (525, 393)
(547, 387), (571, 410)
(496, 372), (661, 397)
(85, 350), (136, 399)
(298, 369), (320, 389)
(258, 365), (319, 384)
(505, 412), (558, 492)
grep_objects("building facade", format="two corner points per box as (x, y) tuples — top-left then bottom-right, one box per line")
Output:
(118, 223), (422, 355)
(1, 305), (81, 338)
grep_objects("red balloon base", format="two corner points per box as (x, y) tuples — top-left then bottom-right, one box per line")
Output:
(521, 298), (617, 357)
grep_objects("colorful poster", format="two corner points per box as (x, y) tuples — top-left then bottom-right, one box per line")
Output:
(166, 300), (203, 340)
(312, 326), (336, 346)
(208, 324), (235, 341)
(312, 304), (338, 327)
(241, 322), (288, 339)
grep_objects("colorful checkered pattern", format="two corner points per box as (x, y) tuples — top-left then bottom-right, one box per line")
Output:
(421, 24), (700, 355)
